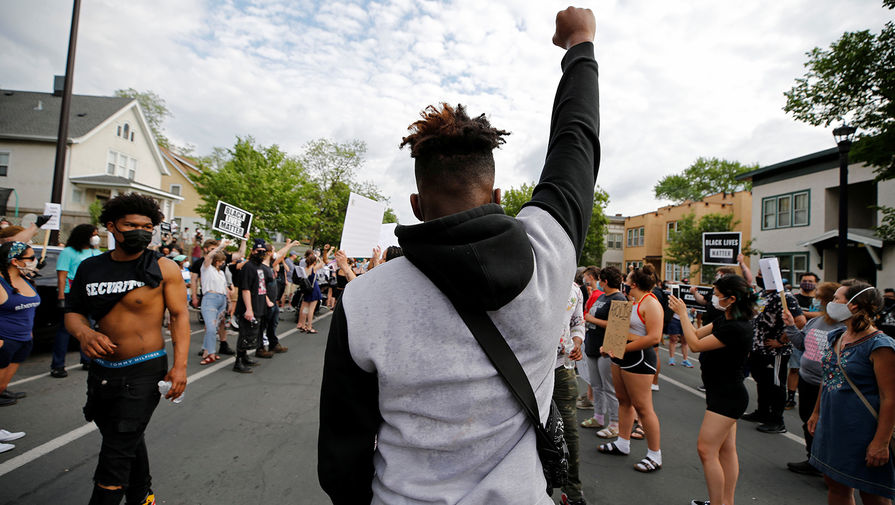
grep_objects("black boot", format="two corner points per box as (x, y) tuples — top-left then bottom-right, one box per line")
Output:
(233, 352), (253, 374)
(89, 485), (126, 505)
(244, 354), (259, 366)
(218, 340), (235, 355)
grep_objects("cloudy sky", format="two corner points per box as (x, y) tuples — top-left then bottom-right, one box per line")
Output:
(2, 0), (890, 223)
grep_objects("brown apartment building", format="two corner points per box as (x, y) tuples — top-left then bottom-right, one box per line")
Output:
(623, 191), (752, 284)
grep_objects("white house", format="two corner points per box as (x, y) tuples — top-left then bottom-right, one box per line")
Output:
(738, 147), (894, 289)
(0, 80), (182, 238)
(601, 214), (625, 270)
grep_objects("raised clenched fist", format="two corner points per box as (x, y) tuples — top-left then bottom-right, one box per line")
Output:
(553, 6), (595, 50)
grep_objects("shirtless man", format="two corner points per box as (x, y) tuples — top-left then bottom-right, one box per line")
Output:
(65, 193), (189, 505)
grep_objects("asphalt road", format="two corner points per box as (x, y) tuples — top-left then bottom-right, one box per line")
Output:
(1, 310), (828, 505)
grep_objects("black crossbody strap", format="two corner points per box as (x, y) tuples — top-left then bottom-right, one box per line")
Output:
(448, 298), (545, 431)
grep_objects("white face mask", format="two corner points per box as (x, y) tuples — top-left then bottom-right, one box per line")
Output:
(827, 286), (876, 322)
(16, 259), (38, 276)
(712, 295), (727, 311)
(89, 235), (101, 247)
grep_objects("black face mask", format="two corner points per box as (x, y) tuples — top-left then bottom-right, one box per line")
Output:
(250, 252), (266, 263)
(116, 228), (153, 254)
(756, 276), (765, 290)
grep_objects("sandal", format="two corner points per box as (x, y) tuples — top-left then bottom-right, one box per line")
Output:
(596, 426), (619, 439)
(598, 442), (628, 456)
(631, 423), (645, 440)
(200, 355), (215, 365)
(634, 456), (662, 473)
(307, 328), (319, 334)
(580, 417), (603, 429)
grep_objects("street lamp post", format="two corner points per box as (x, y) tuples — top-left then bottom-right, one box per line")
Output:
(833, 124), (856, 281)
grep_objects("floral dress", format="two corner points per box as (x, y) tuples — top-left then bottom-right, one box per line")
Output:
(810, 328), (895, 498)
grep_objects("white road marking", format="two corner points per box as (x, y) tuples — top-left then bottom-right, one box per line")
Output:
(0, 313), (331, 477)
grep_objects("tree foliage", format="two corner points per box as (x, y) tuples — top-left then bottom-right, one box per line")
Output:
(664, 213), (755, 279)
(114, 88), (172, 148)
(190, 137), (316, 241)
(783, 3), (895, 181)
(653, 157), (756, 203)
(501, 182), (610, 266)
(300, 138), (397, 247)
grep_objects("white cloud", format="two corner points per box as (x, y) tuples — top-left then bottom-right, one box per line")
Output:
(1, 0), (890, 223)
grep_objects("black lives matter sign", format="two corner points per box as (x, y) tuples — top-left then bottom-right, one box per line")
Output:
(212, 201), (253, 239)
(702, 232), (741, 266)
(675, 284), (715, 312)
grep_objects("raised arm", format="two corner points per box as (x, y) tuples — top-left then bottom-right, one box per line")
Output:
(523, 7), (599, 258)
(204, 239), (230, 268)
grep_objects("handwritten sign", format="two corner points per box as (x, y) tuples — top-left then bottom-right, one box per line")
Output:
(339, 193), (385, 258)
(603, 300), (633, 358)
(41, 203), (62, 230)
(212, 201), (253, 239)
(702, 232), (741, 266)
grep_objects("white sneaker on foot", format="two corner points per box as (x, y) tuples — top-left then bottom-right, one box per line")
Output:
(0, 429), (25, 442)
(0, 442), (14, 453)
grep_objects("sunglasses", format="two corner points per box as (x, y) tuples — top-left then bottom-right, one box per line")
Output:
(18, 256), (36, 261)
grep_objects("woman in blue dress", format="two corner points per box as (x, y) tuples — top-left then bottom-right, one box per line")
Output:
(297, 252), (324, 334)
(808, 282), (895, 504)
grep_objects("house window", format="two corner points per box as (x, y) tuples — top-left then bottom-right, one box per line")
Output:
(638, 227), (645, 246)
(761, 190), (810, 230)
(664, 262), (690, 282)
(607, 232), (623, 249)
(762, 253), (809, 286)
(666, 221), (677, 240)
(170, 184), (181, 196)
(118, 154), (129, 177)
(117, 125), (122, 137)
(626, 261), (643, 271)
(0, 152), (8, 177)
(130, 131), (134, 142)
(71, 188), (83, 204)
(123, 123), (130, 139)
(107, 151), (117, 175)
(627, 228), (634, 247)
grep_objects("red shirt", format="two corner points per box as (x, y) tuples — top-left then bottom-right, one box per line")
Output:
(585, 289), (603, 312)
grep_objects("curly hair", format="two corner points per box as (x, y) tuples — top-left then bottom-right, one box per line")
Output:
(599, 266), (623, 289)
(400, 103), (510, 185)
(98, 193), (164, 227)
(67, 224), (97, 252)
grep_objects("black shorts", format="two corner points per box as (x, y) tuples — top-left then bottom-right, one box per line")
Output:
(705, 382), (749, 419)
(0, 338), (33, 367)
(84, 355), (167, 487)
(611, 347), (657, 375)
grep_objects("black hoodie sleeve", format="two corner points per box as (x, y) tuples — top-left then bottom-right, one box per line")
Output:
(523, 42), (600, 258)
(318, 302), (382, 504)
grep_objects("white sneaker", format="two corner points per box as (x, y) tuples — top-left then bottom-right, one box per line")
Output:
(0, 429), (25, 442)
(229, 315), (240, 329)
(651, 384), (660, 391)
(0, 442), (14, 453)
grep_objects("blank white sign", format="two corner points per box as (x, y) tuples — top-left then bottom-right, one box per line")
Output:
(339, 193), (385, 258)
(758, 257), (785, 292)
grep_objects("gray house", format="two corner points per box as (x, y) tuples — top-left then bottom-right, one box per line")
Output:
(0, 80), (182, 238)
(737, 148), (894, 288)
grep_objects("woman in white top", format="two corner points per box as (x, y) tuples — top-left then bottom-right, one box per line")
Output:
(199, 239), (230, 364)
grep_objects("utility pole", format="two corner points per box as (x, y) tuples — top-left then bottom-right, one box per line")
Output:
(50, 0), (82, 245)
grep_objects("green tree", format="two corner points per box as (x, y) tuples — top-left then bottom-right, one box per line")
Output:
(783, 2), (895, 240)
(114, 88), (172, 148)
(300, 138), (398, 247)
(654, 157), (756, 203)
(664, 212), (755, 281)
(190, 137), (316, 241)
(501, 182), (610, 266)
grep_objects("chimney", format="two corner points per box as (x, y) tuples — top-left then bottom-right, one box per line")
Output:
(53, 75), (64, 97)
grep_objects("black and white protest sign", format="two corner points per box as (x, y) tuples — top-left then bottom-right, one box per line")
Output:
(160, 222), (172, 234)
(212, 201), (253, 239)
(677, 284), (714, 312)
(702, 232), (741, 266)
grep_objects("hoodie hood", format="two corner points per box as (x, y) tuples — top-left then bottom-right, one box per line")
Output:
(396, 203), (534, 311)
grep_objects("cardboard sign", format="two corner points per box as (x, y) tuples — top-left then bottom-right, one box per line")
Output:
(339, 193), (385, 258)
(603, 300), (633, 358)
(41, 203), (62, 230)
(212, 201), (253, 239)
(758, 257), (785, 293)
(677, 284), (714, 312)
(702, 232), (741, 266)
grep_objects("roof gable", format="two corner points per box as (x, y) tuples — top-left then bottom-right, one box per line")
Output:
(0, 89), (132, 141)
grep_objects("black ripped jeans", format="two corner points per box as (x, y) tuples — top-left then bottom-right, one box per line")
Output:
(84, 355), (167, 503)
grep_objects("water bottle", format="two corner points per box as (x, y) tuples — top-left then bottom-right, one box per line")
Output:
(562, 336), (576, 369)
(157, 380), (185, 404)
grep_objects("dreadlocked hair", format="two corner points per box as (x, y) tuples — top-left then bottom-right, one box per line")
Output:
(400, 103), (510, 184)
(99, 192), (164, 227)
